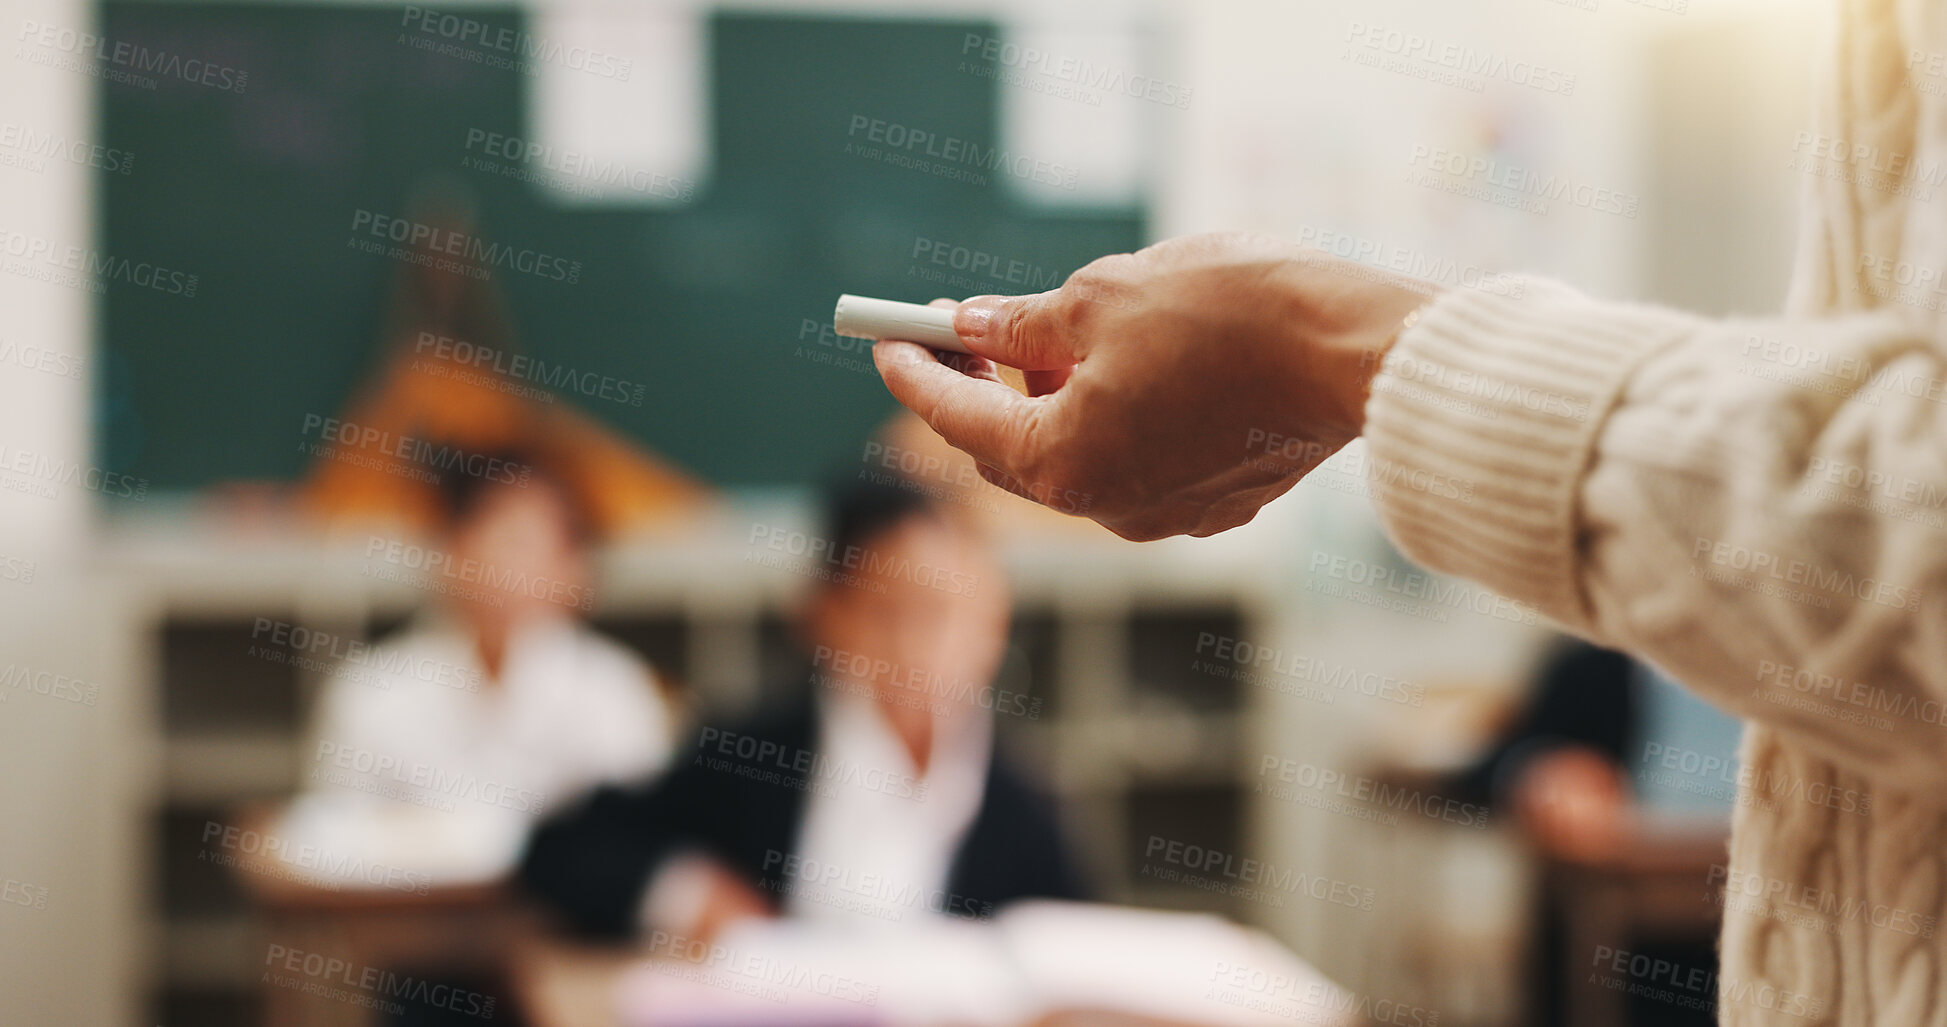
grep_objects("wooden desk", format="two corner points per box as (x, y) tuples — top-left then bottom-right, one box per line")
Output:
(229, 809), (549, 1027)
(1546, 817), (1729, 1027)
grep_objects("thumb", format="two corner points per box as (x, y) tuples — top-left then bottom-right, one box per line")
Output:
(955, 292), (1088, 371)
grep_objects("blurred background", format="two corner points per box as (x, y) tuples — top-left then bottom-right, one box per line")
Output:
(0, 0), (1818, 1024)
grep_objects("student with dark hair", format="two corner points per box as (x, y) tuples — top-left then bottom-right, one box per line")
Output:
(276, 448), (677, 886)
(518, 473), (1086, 940)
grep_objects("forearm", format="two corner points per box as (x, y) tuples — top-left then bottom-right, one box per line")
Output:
(1364, 281), (1947, 786)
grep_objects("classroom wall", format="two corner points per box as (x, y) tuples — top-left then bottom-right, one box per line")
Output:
(0, 0), (141, 1024)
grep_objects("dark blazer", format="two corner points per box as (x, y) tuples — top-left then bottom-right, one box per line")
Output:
(1449, 641), (1638, 808)
(518, 693), (1089, 938)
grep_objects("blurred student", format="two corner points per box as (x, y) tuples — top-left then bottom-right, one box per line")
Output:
(278, 449), (678, 885)
(1455, 643), (1739, 857)
(518, 474), (1085, 940)
(1452, 641), (1740, 1027)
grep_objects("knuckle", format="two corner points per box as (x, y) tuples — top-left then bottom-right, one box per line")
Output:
(1072, 250), (1133, 282)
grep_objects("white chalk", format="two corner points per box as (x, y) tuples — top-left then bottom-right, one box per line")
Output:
(833, 294), (971, 355)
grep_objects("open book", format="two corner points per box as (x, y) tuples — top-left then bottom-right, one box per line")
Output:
(615, 901), (1366, 1027)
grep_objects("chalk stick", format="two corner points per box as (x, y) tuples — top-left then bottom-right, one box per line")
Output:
(833, 294), (971, 355)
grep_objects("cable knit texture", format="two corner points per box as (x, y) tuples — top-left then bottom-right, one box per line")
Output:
(1365, 1), (1947, 1023)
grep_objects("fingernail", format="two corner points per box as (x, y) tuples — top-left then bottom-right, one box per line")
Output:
(957, 296), (1005, 340)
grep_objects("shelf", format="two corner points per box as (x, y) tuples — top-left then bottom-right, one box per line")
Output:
(159, 915), (258, 988)
(164, 732), (297, 804)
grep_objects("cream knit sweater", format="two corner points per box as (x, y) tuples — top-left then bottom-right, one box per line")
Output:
(1364, 1), (1947, 1023)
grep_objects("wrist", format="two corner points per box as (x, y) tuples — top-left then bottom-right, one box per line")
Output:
(1282, 252), (1438, 438)
(1351, 298), (1432, 428)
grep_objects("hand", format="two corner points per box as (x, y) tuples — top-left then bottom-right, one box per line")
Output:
(681, 860), (775, 943)
(872, 232), (1432, 541)
(1513, 746), (1633, 863)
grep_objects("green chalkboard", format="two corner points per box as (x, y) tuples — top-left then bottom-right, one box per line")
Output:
(96, 3), (1146, 490)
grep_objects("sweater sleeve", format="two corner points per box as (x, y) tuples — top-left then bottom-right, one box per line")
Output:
(1363, 279), (1947, 788)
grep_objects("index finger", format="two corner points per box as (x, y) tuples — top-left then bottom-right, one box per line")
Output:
(873, 339), (1046, 477)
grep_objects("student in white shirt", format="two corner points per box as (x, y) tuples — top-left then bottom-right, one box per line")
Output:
(278, 449), (678, 887)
